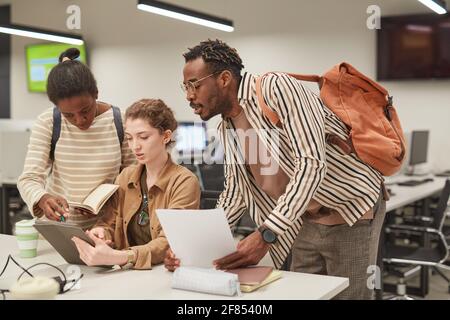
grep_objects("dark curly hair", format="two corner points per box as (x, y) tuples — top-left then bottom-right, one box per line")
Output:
(46, 48), (98, 105)
(183, 39), (244, 80)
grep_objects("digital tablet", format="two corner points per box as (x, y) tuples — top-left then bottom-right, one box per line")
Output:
(34, 220), (95, 265)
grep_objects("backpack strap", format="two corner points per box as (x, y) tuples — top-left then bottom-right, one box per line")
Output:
(255, 73), (281, 126)
(50, 106), (123, 162)
(50, 107), (61, 161)
(255, 72), (353, 155)
(287, 73), (321, 84)
(326, 133), (353, 155)
(256, 72), (322, 127)
(112, 106), (124, 145)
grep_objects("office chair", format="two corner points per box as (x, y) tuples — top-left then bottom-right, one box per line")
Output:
(198, 164), (225, 191)
(199, 190), (255, 230)
(392, 179), (450, 287)
(383, 179), (450, 299)
(200, 190), (222, 210)
(440, 206), (450, 267)
(181, 163), (198, 174)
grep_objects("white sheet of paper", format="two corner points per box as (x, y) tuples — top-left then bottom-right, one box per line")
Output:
(156, 208), (236, 268)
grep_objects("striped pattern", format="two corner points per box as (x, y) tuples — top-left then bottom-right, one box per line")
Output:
(17, 107), (136, 230)
(15, 226), (39, 257)
(217, 72), (383, 268)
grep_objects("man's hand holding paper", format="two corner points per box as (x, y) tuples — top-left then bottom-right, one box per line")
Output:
(213, 230), (270, 270)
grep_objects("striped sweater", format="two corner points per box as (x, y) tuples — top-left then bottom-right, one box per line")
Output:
(217, 72), (383, 268)
(17, 107), (136, 229)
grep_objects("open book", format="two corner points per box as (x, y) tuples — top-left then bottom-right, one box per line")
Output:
(226, 266), (282, 292)
(68, 184), (119, 215)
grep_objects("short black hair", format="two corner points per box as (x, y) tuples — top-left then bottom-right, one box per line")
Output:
(183, 39), (244, 80)
(46, 48), (98, 105)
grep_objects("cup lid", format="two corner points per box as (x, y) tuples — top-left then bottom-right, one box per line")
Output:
(15, 219), (36, 228)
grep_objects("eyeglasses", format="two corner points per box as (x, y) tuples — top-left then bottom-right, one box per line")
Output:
(180, 70), (222, 94)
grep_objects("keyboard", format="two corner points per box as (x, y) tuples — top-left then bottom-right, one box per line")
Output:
(397, 178), (434, 186)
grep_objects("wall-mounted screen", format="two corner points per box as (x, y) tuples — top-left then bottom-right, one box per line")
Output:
(377, 13), (450, 80)
(25, 42), (87, 93)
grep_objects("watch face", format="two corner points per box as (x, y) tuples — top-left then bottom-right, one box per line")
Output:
(263, 229), (277, 243)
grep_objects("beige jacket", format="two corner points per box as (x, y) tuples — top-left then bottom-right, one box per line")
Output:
(95, 156), (200, 269)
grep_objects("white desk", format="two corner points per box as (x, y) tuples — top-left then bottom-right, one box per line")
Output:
(385, 175), (448, 212)
(0, 235), (348, 300)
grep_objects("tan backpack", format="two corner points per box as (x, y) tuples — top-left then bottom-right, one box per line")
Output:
(255, 62), (406, 177)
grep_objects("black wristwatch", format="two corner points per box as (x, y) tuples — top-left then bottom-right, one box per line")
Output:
(258, 225), (278, 244)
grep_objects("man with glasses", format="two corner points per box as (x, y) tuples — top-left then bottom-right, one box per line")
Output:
(166, 39), (386, 300)
(180, 71), (222, 95)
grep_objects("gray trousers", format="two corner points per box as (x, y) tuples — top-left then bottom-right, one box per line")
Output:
(290, 196), (386, 300)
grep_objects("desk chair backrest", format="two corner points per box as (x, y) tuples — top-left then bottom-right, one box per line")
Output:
(432, 179), (450, 231)
(200, 190), (221, 209)
(432, 179), (450, 264)
(198, 164), (225, 191)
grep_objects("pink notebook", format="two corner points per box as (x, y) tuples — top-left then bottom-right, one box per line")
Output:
(226, 266), (274, 285)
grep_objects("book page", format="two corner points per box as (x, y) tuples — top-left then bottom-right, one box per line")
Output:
(67, 202), (93, 213)
(82, 184), (119, 214)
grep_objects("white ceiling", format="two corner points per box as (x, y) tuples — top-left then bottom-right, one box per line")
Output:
(0, 0), (437, 16)
(166, 0), (433, 17)
(0, 0), (443, 44)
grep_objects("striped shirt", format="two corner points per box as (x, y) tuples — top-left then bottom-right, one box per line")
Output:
(17, 107), (136, 229)
(217, 72), (383, 268)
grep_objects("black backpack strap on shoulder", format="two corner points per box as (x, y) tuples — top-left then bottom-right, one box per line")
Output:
(50, 107), (61, 161)
(112, 106), (124, 145)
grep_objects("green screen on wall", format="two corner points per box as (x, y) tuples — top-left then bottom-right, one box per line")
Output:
(25, 43), (87, 93)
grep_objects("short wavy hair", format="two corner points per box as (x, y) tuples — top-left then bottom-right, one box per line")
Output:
(125, 99), (177, 147)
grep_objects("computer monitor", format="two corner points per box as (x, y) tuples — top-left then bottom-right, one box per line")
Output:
(25, 42), (87, 93)
(175, 122), (207, 155)
(409, 130), (429, 166)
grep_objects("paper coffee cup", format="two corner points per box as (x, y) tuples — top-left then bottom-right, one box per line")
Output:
(15, 219), (39, 258)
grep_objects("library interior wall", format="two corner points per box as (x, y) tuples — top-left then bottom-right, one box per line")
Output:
(5, 0), (450, 171)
